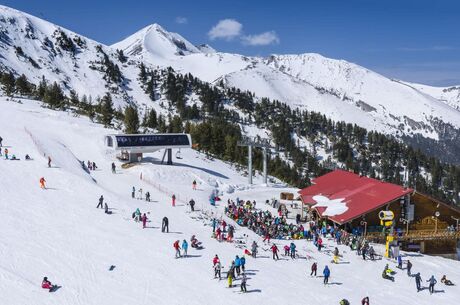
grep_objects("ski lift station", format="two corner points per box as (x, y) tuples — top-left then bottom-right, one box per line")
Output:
(104, 133), (192, 164)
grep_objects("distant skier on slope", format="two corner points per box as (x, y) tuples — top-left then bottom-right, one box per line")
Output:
(162, 217), (169, 233)
(192, 180), (197, 190)
(0, 135), (3, 146)
(141, 213), (148, 229)
(361, 296), (370, 305)
(39, 177), (46, 189)
(174, 240), (181, 258)
(310, 262), (317, 276)
(131, 186), (135, 199)
(172, 194), (176, 207)
(97, 195), (104, 209)
(427, 275), (437, 294)
(182, 239), (188, 257)
(111, 162), (116, 174)
(240, 272), (247, 292)
(415, 272), (423, 292)
(271, 244), (279, 260)
(251, 241), (258, 258)
(214, 260), (222, 280)
(47, 156), (52, 168)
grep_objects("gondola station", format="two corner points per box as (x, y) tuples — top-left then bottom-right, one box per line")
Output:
(105, 133), (192, 164)
(299, 170), (460, 259)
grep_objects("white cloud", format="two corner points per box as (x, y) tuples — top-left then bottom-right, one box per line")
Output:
(208, 19), (243, 41)
(175, 16), (188, 24)
(241, 31), (280, 46)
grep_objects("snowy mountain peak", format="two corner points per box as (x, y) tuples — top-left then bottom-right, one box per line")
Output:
(112, 23), (202, 58)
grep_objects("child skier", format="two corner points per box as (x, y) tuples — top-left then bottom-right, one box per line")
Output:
(173, 240), (181, 258)
(182, 239), (188, 257)
(141, 213), (148, 229)
(240, 273), (247, 292)
(271, 244), (279, 260)
(323, 265), (330, 284)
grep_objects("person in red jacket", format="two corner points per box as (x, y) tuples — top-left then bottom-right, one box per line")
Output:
(271, 244), (279, 260)
(361, 296), (370, 305)
(213, 255), (220, 266)
(174, 240), (181, 258)
(39, 177), (46, 189)
(222, 220), (227, 232)
(141, 213), (148, 229)
(317, 237), (323, 251)
(310, 262), (317, 276)
(42, 277), (53, 290)
(215, 227), (222, 241)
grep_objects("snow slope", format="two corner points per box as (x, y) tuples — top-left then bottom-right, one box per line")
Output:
(1, 97), (460, 305)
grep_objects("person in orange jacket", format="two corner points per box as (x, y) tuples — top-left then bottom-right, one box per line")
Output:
(39, 177), (46, 189)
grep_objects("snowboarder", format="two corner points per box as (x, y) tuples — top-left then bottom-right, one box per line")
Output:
(192, 180), (197, 190)
(132, 186), (135, 199)
(323, 265), (330, 284)
(141, 213), (147, 229)
(427, 275), (437, 294)
(182, 239), (188, 257)
(92, 161), (97, 170)
(162, 217), (169, 233)
(240, 272), (247, 292)
(441, 275), (454, 286)
(227, 267), (233, 288)
(310, 262), (317, 276)
(290, 242), (296, 259)
(361, 296), (370, 305)
(172, 194), (176, 207)
(39, 177), (46, 189)
(214, 260), (222, 279)
(271, 244), (279, 260)
(41, 277), (54, 291)
(240, 255), (246, 272)
(173, 240), (181, 258)
(97, 195), (104, 209)
(111, 162), (116, 174)
(407, 260), (412, 276)
(382, 264), (394, 282)
(145, 191), (151, 202)
(104, 202), (109, 214)
(189, 199), (195, 212)
(48, 156), (52, 168)
(415, 272), (422, 292)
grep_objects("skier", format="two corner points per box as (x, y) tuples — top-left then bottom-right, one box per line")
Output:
(290, 242), (297, 259)
(182, 239), (188, 257)
(251, 241), (258, 258)
(310, 262), (317, 276)
(145, 191), (151, 202)
(111, 162), (116, 174)
(41, 277), (54, 291)
(361, 296), (370, 305)
(240, 272), (247, 293)
(141, 213), (148, 229)
(427, 275), (437, 294)
(48, 156), (52, 168)
(214, 260), (222, 280)
(240, 255), (246, 272)
(39, 177), (46, 189)
(97, 195), (104, 209)
(212, 218), (217, 233)
(192, 180), (197, 190)
(138, 188), (143, 200)
(227, 265), (233, 288)
(234, 256), (241, 277)
(131, 186), (135, 199)
(92, 161), (97, 170)
(333, 247), (339, 264)
(323, 265), (330, 284)
(104, 202), (109, 214)
(222, 220), (227, 232)
(317, 237), (323, 251)
(407, 260), (412, 276)
(227, 225), (234, 242)
(189, 199), (195, 212)
(0, 136), (2, 146)
(173, 240), (181, 258)
(271, 244), (279, 260)
(4, 148), (9, 159)
(172, 194), (176, 207)
(369, 246), (375, 261)
(415, 272), (422, 292)
(162, 216), (169, 233)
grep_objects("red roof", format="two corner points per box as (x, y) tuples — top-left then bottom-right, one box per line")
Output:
(299, 170), (413, 224)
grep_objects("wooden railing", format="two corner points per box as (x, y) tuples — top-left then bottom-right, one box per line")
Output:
(364, 230), (460, 242)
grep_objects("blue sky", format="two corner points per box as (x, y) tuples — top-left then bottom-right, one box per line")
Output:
(3, 0), (460, 86)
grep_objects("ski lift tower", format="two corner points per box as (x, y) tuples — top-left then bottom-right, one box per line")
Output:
(238, 136), (272, 185)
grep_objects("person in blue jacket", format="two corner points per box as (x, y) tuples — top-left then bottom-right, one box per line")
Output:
(323, 265), (330, 284)
(182, 239), (188, 257)
(240, 256), (246, 272)
(234, 255), (241, 277)
(290, 242), (297, 259)
(427, 275), (437, 294)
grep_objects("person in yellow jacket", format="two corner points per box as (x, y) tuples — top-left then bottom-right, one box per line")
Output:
(333, 247), (339, 264)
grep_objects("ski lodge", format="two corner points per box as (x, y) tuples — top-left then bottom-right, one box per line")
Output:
(299, 170), (460, 258)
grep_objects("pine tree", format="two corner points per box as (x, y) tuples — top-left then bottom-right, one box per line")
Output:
(1, 72), (16, 97)
(100, 92), (114, 127)
(124, 105), (139, 134)
(43, 82), (65, 109)
(15, 74), (33, 96)
(36, 76), (47, 100)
